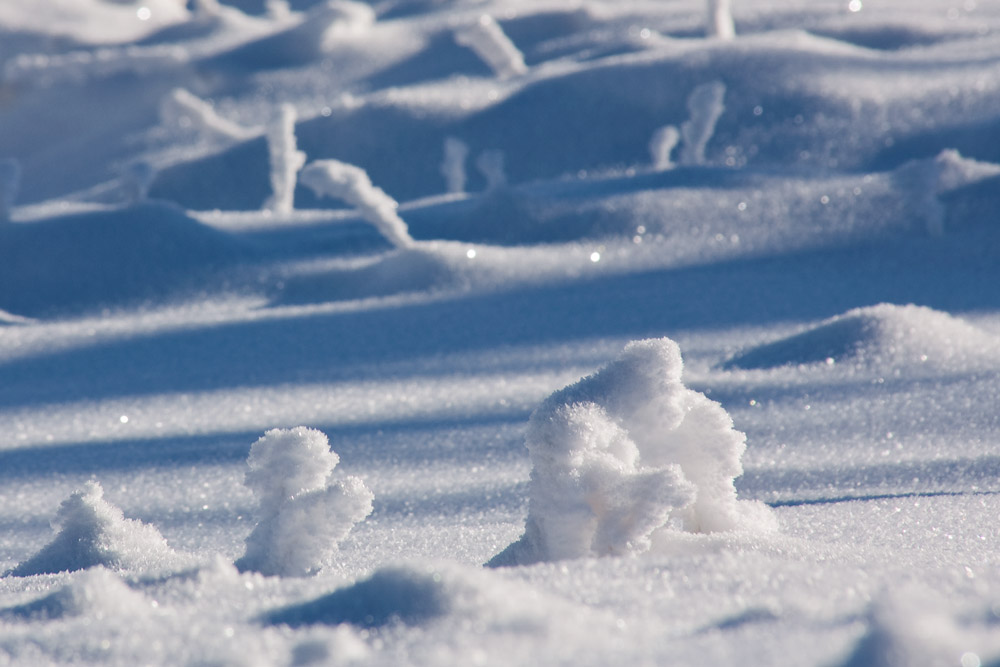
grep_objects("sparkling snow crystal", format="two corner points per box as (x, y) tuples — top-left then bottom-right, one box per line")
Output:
(490, 338), (775, 566)
(236, 427), (374, 577)
(8, 481), (182, 576)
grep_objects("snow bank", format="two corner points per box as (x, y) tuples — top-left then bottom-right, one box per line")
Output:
(299, 159), (414, 248)
(724, 304), (1000, 371)
(490, 338), (775, 567)
(0, 567), (151, 621)
(264, 104), (306, 215)
(236, 427), (374, 577)
(8, 482), (184, 576)
(454, 15), (527, 80)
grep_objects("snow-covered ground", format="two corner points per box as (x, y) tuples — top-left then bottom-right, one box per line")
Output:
(3, 0), (1000, 664)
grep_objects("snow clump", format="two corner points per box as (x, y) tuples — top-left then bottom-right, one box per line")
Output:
(440, 136), (469, 194)
(454, 14), (527, 79)
(649, 125), (680, 171)
(299, 159), (414, 248)
(8, 481), (184, 576)
(264, 104), (306, 215)
(490, 338), (775, 567)
(679, 81), (727, 166)
(236, 427), (374, 577)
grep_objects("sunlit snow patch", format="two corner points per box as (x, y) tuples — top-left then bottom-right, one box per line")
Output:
(724, 303), (1000, 371)
(8, 481), (186, 576)
(489, 337), (776, 567)
(0, 567), (152, 621)
(235, 427), (374, 577)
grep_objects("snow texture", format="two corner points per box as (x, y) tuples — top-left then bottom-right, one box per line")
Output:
(7, 481), (183, 576)
(454, 15), (527, 80)
(299, 159), (415, 248)
(264, 104), (306, 215)
(236, 427), (374, 577)
(491, 338), (775, 566)
(679, 81), (727, 166)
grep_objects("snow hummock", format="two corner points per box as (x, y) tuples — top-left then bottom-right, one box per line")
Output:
(490, 338), (776, 567)
(7, 481), (184, 577)
(0, 567), (151, 621)
(724, 304), (1000, 371)
(236, 427), (374, 577)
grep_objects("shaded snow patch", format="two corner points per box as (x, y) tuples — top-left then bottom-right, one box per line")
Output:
(490, 337), (775, 567)
(0, 567), (152, 621)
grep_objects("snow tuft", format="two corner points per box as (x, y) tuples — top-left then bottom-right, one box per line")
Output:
(679, 81), (727, 166)
(490, 338), (775, 566)
(8, 481), (184, 576)
(440, 136), (469, 194)
(649, 125), (679, 171)
(236, 427), (374, 577)
(454, 14), (527, 79)
(725, 303), (1000, 371)
(264, 104), (306, 215)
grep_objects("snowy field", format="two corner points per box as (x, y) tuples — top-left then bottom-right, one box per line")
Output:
(2, 0), (1000, 664)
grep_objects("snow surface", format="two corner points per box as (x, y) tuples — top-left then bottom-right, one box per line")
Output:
(3, 0), (1000, 665)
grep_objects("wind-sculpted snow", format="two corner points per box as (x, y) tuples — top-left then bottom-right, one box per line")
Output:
(8, 482), (186, 576)
(725, 304), (1000, 371)
(0, 567), (151, 621)
(236, 427), (373, 577)
(491, 338), (776, 566)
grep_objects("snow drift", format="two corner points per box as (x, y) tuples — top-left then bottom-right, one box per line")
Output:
(0, 567), (151, 621)
(724, 304), (1000, 371)
(490, 338), (775, 567)
(8, 481), (184, 576)
(236, 427), (374, 577)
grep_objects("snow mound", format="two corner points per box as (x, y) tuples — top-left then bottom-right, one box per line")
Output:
(725, 304), (1000, 371)
(236, 427), (374, 577)
(490, 338), (776, 567)
(8, 481), (185, 576)
(0, 567), (151, 621)
(0, 202), (255, 317)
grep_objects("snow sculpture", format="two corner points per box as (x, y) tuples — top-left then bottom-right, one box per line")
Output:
(475, 150), (507, 191)
(489, 338), (775, 567)
(300, 159), (415, 248)
(679, 81), (727, 166)
(649, 125), (680, 171)
(706, 0), (735, 40)
(8, 481), (181, 576)
(161, 88), (255, 141)
(0, 158), (20, 223)
(265, 104), (306, 215)
(236, 427), (374, 577)
(440, 137), (469, 194)
(455, 14), (527, 79)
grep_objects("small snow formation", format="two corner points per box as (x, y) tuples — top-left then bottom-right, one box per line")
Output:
(161, 88), (256, 141)
(0, 158), (21, 222)
(649, 125), (680, 171)
(236, 427), (374, 577)
(490, 338), (775, 567)
(264, 104), (306, 215)
(706, 0), (736, 40)
(892, 149), (1000, 236)
(121, 161), (155, 203)
(724, 303), (1000, 371)
(475, 149), (508, 192)
(8, 481), (182, 576)
(0, 567), (151, 621)
(454, 14), (527, 79)
(440, 136), (469, 194)
(679, 81), (727, 166)
(299, 159), (414, 248)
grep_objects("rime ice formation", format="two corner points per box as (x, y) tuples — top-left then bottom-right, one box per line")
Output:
(490, 338), (775, 566)
(161, 88), (256, 141)
(649, 125), (680, 171)
(706, 0), (736, 39)
(264, 104), (306, 215)
(454, 14), (527, 79)
(679, 81), (726, 166)
(8, 481), (182, 576)
(724, 303), (1000, 371)
(236, 427), (374, 577)
(440, 137), (469, 194)
(299, 159), (414, 248)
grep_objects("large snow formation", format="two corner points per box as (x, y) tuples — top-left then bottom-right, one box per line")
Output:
(236, 427), (374, 577)
(491, 338), (776, 566)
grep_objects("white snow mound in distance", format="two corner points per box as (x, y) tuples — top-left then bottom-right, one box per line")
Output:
(0, 567), (152, 621)
(8, 481), (187, 576)
(725, 303), (1000, 371)
(490, 337), (776, 567)
(236, 427), (374, 577)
